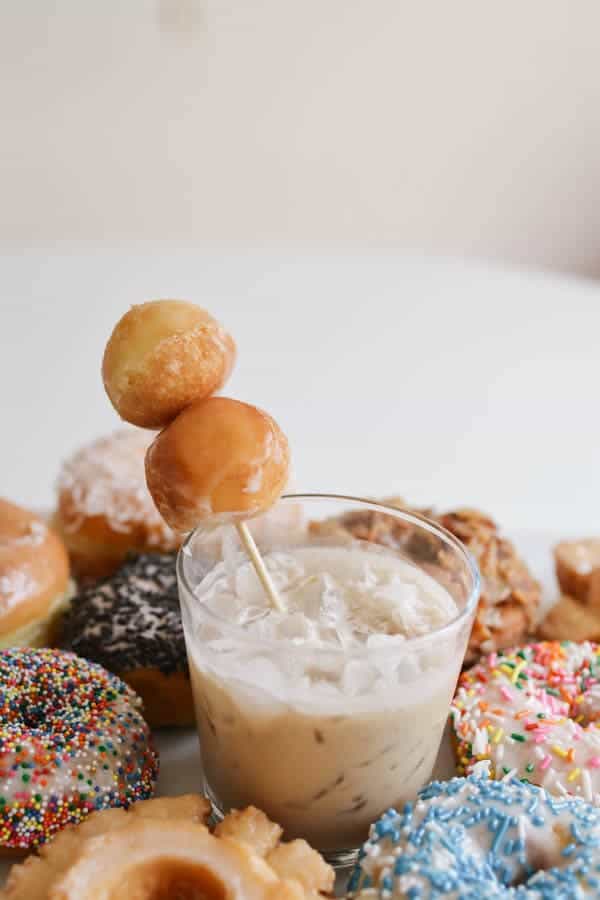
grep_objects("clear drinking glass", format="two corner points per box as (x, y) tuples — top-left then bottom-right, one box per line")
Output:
(177, 495), (479, 866)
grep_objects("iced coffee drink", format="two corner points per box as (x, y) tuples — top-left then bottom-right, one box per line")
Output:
(178, 496), (479, 860)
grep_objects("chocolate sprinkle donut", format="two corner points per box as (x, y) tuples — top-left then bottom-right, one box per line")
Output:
(59, 553), (186, 677)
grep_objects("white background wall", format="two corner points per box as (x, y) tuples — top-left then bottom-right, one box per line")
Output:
(2, 6), (599, 538)
(2, 250), (599, 535)
(2, 2), (600, 275)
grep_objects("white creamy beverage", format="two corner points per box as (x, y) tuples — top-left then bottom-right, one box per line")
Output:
(184, 543), (469, 852)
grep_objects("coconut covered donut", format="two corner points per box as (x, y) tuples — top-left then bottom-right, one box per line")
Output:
(53, 429), (181, 579)
(348, 774), (600, 898)
(451, 641), (600, 804)
(0, 648), (158, 851)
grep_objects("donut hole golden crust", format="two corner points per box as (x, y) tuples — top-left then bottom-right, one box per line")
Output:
(54, 430), (181, 579)
(145, 397), (291, 533)
(102, 300), (237, 429)
(0, 499), (70, 643)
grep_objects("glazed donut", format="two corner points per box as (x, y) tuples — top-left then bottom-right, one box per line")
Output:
(0, 648), (158, 851)
(145, 397), (291, 532)
(53, 429), (181, 579)
(451, 641), (600, 804)
(59, 553), (193, 728)
(102, 299), (236, 428)
(555, 538), (600, 603)
(0, 499), (72, 648)
(2, 794), (210, 900)
(3, 799), (334, 900)
(348, 774), (600, 898)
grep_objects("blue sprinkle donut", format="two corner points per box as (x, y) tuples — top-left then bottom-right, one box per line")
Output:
(347, 774), (600, 898)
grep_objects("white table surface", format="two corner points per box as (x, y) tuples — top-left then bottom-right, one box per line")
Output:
(1, 249), (599, 535)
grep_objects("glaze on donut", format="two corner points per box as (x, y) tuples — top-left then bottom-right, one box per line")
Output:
(348, 774), (600, 898)
(145, 397), (291, 532)
(451, 641), (600, 804)
(0, 648), (158, 850)
(0, 498), (72, 648)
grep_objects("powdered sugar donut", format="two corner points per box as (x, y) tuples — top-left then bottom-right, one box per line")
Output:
(451, 641), (600, 804)
(53, 429), (181, 579)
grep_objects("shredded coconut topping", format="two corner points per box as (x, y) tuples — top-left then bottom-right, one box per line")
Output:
(57, 429), (178, 545)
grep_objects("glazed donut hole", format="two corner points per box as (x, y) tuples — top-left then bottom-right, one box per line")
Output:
(102, 300), (236, 429)
(145, 396), (290, 533)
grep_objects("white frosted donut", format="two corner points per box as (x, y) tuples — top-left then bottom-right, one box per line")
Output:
(348, 774), (600, 898)
(451, 640), (600, 804)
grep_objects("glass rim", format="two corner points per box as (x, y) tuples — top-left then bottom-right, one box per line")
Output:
(176, 493), (481, 657)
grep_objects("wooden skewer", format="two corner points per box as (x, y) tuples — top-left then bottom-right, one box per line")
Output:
(236, 521), (286, 613)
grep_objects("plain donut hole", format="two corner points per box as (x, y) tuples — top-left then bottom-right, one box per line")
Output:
(99, 859), (227, 899)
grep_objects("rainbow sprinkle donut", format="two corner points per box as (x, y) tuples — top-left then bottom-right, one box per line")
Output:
(0, 648), (158, 850)
(348, 775), (600, 898)
(451, 641), (600, 803)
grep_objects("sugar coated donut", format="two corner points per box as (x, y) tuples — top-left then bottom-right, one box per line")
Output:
(0, 648), (158, 851)
(0, 498), (72, 648)
(59, 553), (193, 728)
(451, 641), (600, 804)
(145, 396), (290, 532)
(348, 774), (600, 898)
(53, 429), (181, 579)
(102, 299), (236, 428)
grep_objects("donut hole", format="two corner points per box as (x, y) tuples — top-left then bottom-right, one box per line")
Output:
(503, 823), (571, 888)
(103, 859), (228, 899)
(15, 698), (50, 730)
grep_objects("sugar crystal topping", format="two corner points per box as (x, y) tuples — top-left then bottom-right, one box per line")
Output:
(57, 429), (178, 545)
